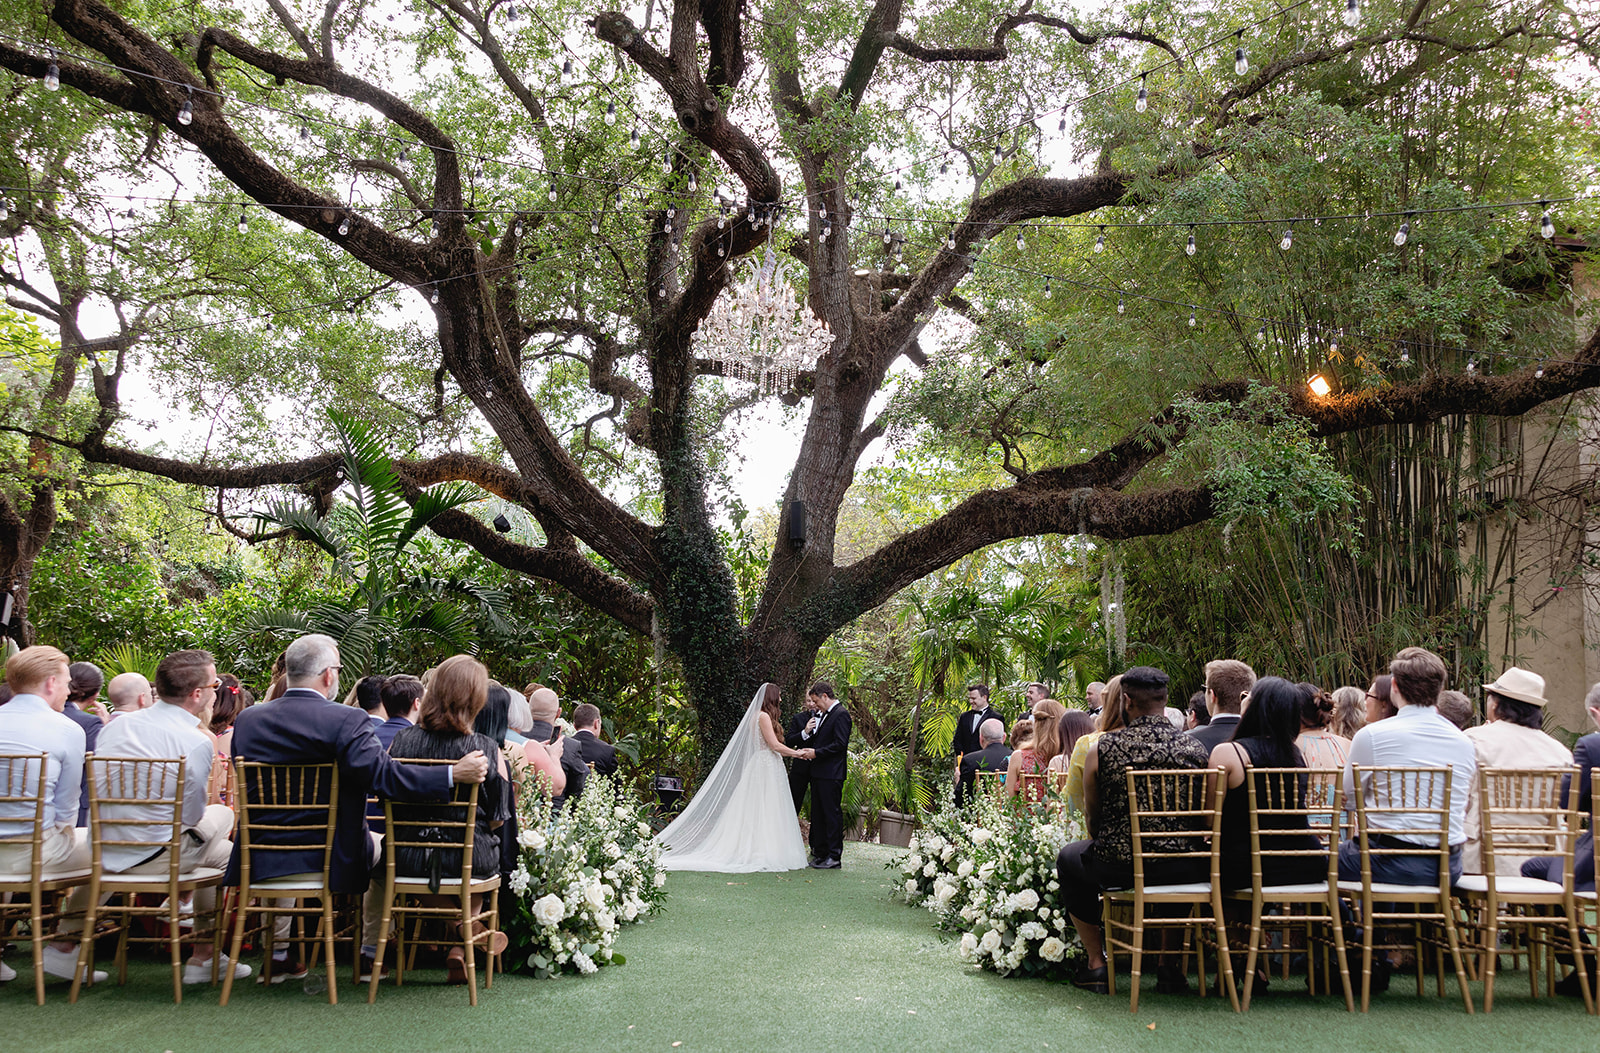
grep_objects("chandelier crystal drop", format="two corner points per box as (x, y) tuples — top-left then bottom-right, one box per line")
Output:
(698, 247), (831, 396)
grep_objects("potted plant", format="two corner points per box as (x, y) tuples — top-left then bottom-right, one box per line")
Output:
(877, 760), (932, 848)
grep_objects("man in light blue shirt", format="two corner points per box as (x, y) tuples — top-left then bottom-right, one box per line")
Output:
(0, 645), (95, 983)
(1341, 646), (1477, 887)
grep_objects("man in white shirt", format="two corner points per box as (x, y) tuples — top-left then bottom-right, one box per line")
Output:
(1340, 646), (1477, 887)
(0, 646), (92, 983)
(1461, 666), (1573, 875)
(47, 649), (249, 984)
(105, 672), (154, 720)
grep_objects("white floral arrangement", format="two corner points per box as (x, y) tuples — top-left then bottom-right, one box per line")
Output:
(893, 794), (1085, 979)
(507, 773), (666, 977)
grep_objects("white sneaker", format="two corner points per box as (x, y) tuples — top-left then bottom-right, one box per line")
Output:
(0, 959), (15, 982)
(40, 945), (106, 984)
(159, 896), (196, 929)
(184, 954), (251, 985)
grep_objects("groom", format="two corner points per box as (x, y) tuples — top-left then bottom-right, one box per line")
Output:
(798, 680), (851, 870)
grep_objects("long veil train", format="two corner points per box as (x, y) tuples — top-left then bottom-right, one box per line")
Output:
(653, 684), (809, 873)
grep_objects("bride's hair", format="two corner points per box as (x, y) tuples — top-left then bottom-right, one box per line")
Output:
(760, 682), (782, 729)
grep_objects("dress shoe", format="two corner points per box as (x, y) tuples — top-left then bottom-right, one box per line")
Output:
(184, 954), (251, 985)
(257, 958), (309, 984)
(1555, 967), (1597, 998)
(41, 945), (106, 984)
(809, 858), (841, 869)
(1072, 963), (1109, 994)
(359, 954), (389, 982)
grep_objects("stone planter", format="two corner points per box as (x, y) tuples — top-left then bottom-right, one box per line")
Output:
(877, 808), (918, 847)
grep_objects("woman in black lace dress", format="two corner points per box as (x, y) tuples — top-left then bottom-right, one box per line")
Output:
(388, 654), (513, 982)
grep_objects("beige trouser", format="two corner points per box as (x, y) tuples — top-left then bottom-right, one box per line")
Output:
(58, 804), (235, 938)
(0, 823), (91, 877)
(270, 831), (388, 949)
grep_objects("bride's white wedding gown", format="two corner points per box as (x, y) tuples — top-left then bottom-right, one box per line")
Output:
(654, 686), (809, 872)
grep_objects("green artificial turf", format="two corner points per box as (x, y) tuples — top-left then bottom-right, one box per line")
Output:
(4, 842), (1596, 1052)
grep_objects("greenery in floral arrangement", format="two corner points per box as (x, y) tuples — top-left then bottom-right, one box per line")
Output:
(503, 774), (666, 978)
(892, 794), (1084, 980)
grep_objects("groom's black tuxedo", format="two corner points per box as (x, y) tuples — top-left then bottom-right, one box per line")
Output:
(951, 705), (1006, 759)
(784, 709), (813, 813)
(807, 700), (852, 865)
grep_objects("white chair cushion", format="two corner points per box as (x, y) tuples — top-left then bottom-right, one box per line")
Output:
(1134, 882), (1213, 895)
(248, 877), (328, 892)
(393, 875), (500, 892)
(1337, 880), (1445, 896)
(1454, 874), (1564, 895)
(1576, 890), (1597, 901)
(1258, 882), (1332, 895)
(103, 866), (225, 884)
(0, 868), (91, 883)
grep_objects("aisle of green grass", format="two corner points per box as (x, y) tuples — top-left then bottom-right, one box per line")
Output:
(5, 842), (1597, 1052)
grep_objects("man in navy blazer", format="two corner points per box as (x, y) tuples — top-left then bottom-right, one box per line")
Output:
(797, 680), (852, 869)
(227, 634), (487, 976)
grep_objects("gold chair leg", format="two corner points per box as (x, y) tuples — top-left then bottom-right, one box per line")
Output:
(219, 888), (250, 1006)
(321, 899), (338, 1005)
(69, 889), (100, 1004)
(368, 883), (394, 1005)
(31, 896), (46, 1006)
(1442, 909), (1475, 1014)
(1128, 913), (1145, 1014)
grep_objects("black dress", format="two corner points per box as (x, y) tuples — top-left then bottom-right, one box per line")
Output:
(388, 727), (512, 881)
(1219, 738), (1327, 890)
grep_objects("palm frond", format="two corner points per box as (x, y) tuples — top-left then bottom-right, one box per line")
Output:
(329, 409), (409, 552)
(252, 500), (345, 562)
(93, 642), (162, 681)
(395, 481), (484, 552)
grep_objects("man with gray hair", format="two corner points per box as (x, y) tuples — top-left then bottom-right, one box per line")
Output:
(528, 686), (589, 810)
(226, 633), (489, 982)
(955, 718), (1012, 807)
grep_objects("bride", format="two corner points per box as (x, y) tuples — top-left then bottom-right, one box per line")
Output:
(655, 683), (810, 872)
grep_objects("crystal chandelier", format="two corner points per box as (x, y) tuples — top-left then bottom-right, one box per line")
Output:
(697, 247), (831, 394)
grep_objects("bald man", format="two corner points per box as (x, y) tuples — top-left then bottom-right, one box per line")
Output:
(528, 687), (589, 811)
(106, 672), (153, 720)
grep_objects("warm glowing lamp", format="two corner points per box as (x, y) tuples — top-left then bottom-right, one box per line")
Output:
(1307, 374), (1333, 397)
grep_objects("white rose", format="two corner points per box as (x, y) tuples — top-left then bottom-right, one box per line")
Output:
(518, 827), (547, 851)
(585, 882), (610, 911)
(970, 828), (992, 844)
(606, 842), (623, 859)
(978, 929), (1002, 955)
(906, 853), (923, 870)
(956, 860), (974, 878)
(958, 932), (979, 961)
(904, 879), (919, 895)
(934, 884), (957, 909)
(959, 906), (978, 923)
(922, 861), (937, 877)
(654, 871), (666, 888)
(1018, 921), (1047, 941)
(908, 837), (921, 853)
(622, 900), (639, 921)
(1011, 888), (1040, 912)
(941, 845), (956, 862)
(532, 893), (565, 927)
(977, 862), (996, 882)
(615, 806), (630, 819)
(1046, 880), (1059, 892)
(1039, 937), (1067, 962)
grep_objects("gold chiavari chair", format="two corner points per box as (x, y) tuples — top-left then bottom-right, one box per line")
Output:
(1104, 768), (1238, 1013)
(368, 760), (500, 1006)
(1454, 766), (1588, 1012)
(0, 753), (92, 1005)
(1336, 765), (1475, 1013)
(70, 754), (228, 1003)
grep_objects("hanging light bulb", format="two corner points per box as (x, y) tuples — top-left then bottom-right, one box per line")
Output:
(1393, 215), (1411, 246)
(666, 206), (676, 219)
(1015, 229), (1025, 251)
(945, 227), (956, 250)
(687, 173), (697, 193)
(1400, 349), (1410, 364)
(44, 49), (59, 91)
(590, 215), (601, 235)
(992, 143), (1003, 165)
(505, 2), (517, 18)
(338, 214), (351, 235)
(548, 181), (558, 202)
(938, 157), (949, 176)
(1135, 75), (1148, 113)
(1540, 203), (1555, 239)
(237, 208), (248, 234)
(430, 287), (440, 304)
(1535, 366), (1545, 378)
(1343, 0), (1362, 27)
(614, 190), (623, 209)
(1043, 278), (1052, 299)
(1117, 296), (1125, 314)
(1257, 324), (1267, 341)
(399, 146), (410, 163)
(604, 100), (616, 125)
(629, 125), (640, 148)
(1188, 310), (1197, 327)
(1058, 110), (1067, 134)
(1466, 359), (1477, 374)
(1234, 33), (1248, 76)
(746, 203), (757, 224)
(593, 251), (603, 269)
(1094, 227), (1105, 253)
(893, 178), (902, 193)
(176, 86), (194, 126)
(662, 148), (673, 175)
(657, 286), (666, 298)
(512, 219), (523, 237)
(717, 205), (728, 230)
(300, 119), (311, 142)
(1280, 226), (1293, 251)
(0, 199), (9, 222)
(561, 57), (572, 77)
(818, 220), (830, 242)
(1328, 335), (1339, 356)
(1307, 374), (1333, 397)
(1185, 226), (1196, 256)
(882, 227), (892, 246)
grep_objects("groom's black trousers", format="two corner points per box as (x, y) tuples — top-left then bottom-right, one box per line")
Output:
(810, 777), (845, 862)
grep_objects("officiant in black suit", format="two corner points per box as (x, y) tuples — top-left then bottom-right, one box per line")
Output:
(784, 693), (820, 812)
(798, 681), (851, 870)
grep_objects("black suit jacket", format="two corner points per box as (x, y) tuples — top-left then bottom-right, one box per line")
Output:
(574, 730), (618, 776)
(227, 688), (452, 893)
(64, 702), (101, 827)
(951, 705), (1006, 758)
(807, 702), (852, 782)
(1186, 713), (1241, 754)
(956, 742), (1013, 806)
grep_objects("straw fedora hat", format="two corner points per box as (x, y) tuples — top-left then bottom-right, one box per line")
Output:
(1482, 666), (1548, 707)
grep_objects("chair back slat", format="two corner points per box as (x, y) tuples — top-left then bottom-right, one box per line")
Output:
(1477, 766), (1578, 893)
(0, 753), (49, 874)
(85, 754), (188, 876)
(1125, 768), (1223, 877)
(1242, 766), (1341, 885)
(380, 760), (480, 892)
(1350, 765), (1453, 888)
(232, 760), (339, 879)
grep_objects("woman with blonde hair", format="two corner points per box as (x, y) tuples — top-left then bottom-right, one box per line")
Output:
(1328, 685), (1366, 739)
(1006, 699), (1068, 801)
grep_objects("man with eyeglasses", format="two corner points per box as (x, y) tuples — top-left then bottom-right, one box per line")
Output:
(226, 633), (489, 982)
(47, 649), (249, 984)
